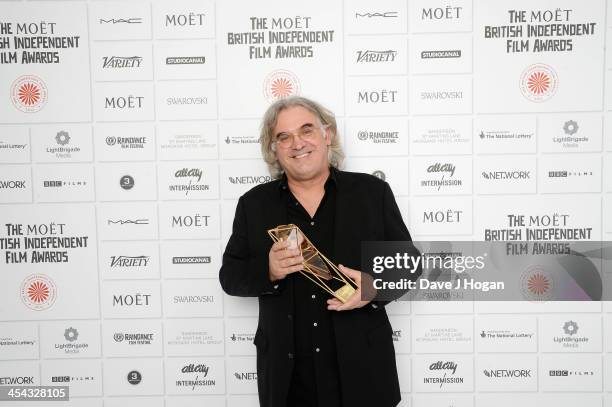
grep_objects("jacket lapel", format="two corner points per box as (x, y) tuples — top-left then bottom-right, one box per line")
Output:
(333, 171), (359, 269)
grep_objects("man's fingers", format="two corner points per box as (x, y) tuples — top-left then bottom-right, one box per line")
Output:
(276, 248), (301, 261)
(338, 264), (361, 282)
(280, 256), (303, 268)
(271, 240), (293, 252)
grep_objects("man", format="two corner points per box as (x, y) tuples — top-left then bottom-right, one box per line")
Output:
(219, 96), (413, 407)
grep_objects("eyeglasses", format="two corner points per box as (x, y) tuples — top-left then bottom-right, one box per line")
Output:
(273, 125), (327, 149)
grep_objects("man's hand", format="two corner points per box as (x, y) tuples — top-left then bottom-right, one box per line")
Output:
(269, 240), (303, 282)
(327, 265), (375, 311)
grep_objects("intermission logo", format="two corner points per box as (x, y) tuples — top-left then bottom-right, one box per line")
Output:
(519, 63), (558, 102)
(20, 274), (57, 311)
(263, 69), (300, 102)
(421, 162), (461, 191)
(425, 361), (463, 388)
(10, 75), (48, 113)
(106, 136), (147, 149)
(357, 130), (398, 144)
(356, 50), (397, 63)
(169, 168), (209, 196)
(102, 56), (142, 68)
(177, 363), (215, 391)
(114, 332), (154, 345)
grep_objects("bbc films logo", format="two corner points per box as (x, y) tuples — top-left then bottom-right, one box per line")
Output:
(263, 69), (300, 102)
(519, 63), (558, 103)
(20, 274), (57, 311)
(10, 75), (48, 113)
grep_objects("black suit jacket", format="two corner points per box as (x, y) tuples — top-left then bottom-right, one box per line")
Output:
(220, 170), (412, 407)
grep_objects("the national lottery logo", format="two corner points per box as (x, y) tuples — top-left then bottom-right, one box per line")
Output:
(20, 274), (57, 311)
(519, 63), (558, 103)
(263, 69), (300, 102)
(10, 75), (48, 113)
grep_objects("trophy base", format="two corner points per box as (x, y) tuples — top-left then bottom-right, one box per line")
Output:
(334, 284), (356, 303)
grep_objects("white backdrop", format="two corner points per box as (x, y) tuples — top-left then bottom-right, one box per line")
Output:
(0, 0), (611, 406)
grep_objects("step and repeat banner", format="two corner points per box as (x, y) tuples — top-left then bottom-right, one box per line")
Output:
(0, 0), (611, 406)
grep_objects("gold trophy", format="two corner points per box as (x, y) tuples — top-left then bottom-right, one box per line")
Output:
(267, 224), (357, 303)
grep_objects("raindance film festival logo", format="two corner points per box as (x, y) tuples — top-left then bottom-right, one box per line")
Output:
(20, 274), (57, 311)
(10, 75), (48, 113)
(263, 69), (300, 102)
(114, 332), (154, 345)
(520, 265), (553, 301)
(519, 63), (558, 103)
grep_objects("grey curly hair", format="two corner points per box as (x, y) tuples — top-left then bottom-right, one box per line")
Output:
(259, 96), (344, 179)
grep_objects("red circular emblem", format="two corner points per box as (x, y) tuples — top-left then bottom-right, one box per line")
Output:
(519, 64), (558, 103)
(263, 69), (301, 102)
(20, 274), (57, 311)
(10, 75), (48, 113)
(520, 265), (553, 301)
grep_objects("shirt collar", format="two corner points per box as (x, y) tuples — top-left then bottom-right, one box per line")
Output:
(278, 167), (338, 192)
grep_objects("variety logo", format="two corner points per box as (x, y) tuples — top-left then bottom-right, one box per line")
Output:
(11, 75), (48, 113)
(120, 175), (135, 190)
(355, 11), (398, 18)
(263, 69), (300, 102)
(99, 18), (142, 24)
(102, 56), (143, 68)
(127, 370), (142, 385)
(421, 50), (461, 59)
(519, 64), (558, 102)
(20, 274), (57, 311)
(166, 56), (206, 65)
(110, 255), (150, 267)
(356, 50), (397, 62)
(106, 136), (147, 149)
(172, 256), (211, 264)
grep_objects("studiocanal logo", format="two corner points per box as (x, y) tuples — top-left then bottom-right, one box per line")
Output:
(263, 69), (300, 102)
(11, 75), (48, 113)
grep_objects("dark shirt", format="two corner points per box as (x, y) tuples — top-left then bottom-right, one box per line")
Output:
(280, 170), (341, 407)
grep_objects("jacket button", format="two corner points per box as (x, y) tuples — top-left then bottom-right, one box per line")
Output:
(288, 352), (294, 359)
(287, 314), (293, 321)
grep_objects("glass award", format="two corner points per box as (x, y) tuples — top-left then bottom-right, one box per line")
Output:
(267, 224), (357, 303)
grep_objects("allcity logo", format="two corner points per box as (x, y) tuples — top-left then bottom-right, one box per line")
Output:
(170, 168), (208, 196)
(99, 17), (142, 24)
(356, 50), (397, 62)
(106, 136), (146, 149)
(422, 163), (460, 191)
(355, 11), (398, 18)
(110, 255), (150, 268)
(102, 56), (143, 68)
(177, 363), (215, 391)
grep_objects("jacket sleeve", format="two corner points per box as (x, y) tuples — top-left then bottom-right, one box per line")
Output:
(370, 182), (422, 309)
(219, 196), (278, 297)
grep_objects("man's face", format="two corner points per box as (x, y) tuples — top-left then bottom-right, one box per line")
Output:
(273, 106), (331, 182)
